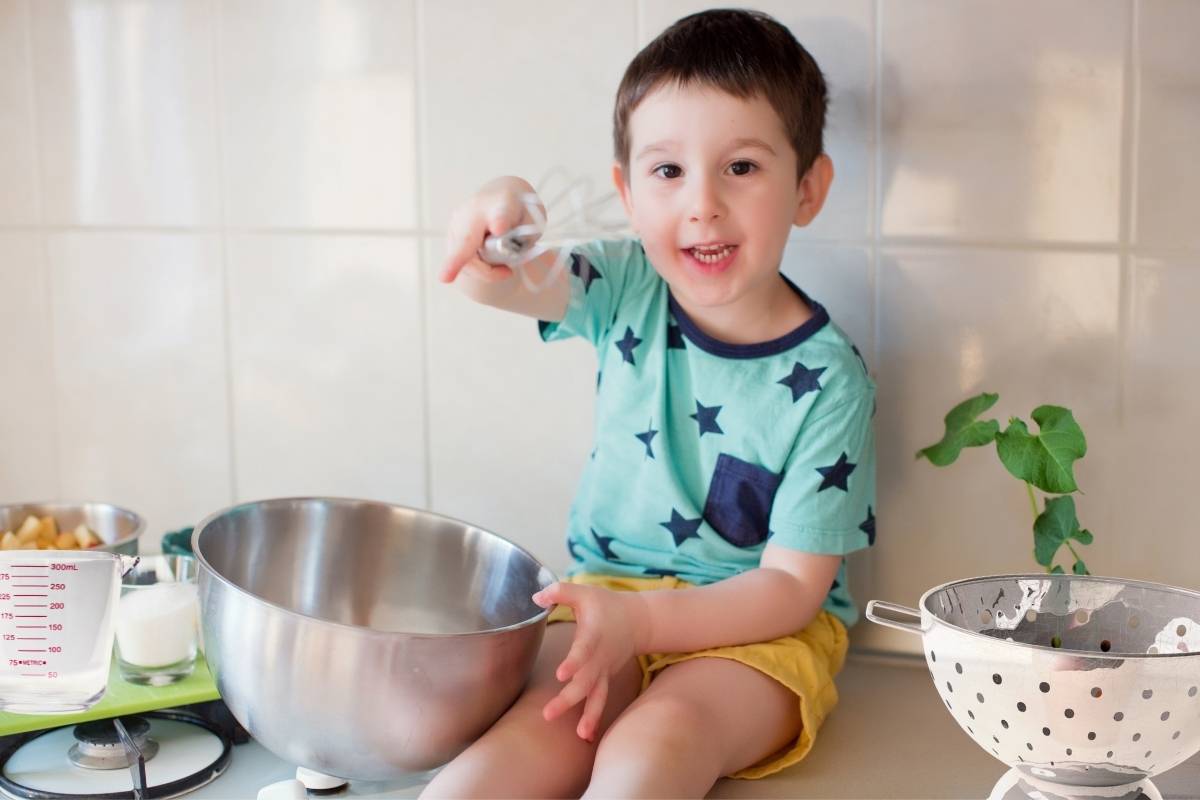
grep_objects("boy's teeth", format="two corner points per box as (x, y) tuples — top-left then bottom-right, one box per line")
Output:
(689, 244), (734, 263)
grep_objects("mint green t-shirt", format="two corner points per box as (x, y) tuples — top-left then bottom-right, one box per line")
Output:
(538, 238), (876, 628)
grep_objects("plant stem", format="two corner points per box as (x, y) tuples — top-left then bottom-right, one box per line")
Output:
(1025, 481), (1039, 519)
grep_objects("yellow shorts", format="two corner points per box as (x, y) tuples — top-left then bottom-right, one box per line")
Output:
(546, 572), (849, 779)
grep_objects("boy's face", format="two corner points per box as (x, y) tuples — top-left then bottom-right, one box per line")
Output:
(613, 84), (831, 316)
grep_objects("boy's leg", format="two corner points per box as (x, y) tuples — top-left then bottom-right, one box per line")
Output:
(420, 622), (643, 799)
(584, 656), (802, 798)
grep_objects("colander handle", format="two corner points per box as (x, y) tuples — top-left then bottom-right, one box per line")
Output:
(865, 600), (926, 635)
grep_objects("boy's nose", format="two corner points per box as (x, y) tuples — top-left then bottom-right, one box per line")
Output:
(687, 178), (726, 223)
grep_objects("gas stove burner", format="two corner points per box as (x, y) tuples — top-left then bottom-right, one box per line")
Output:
(69, 716), (160, 770)
(0, 708), (231, 800)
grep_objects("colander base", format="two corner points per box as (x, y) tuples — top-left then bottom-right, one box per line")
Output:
(989, 768), (1162, 800)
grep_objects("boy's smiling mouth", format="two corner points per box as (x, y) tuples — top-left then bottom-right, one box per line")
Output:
(682, 242), (738, 273)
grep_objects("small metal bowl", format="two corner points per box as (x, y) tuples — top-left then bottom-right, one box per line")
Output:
(0, 502), (144, 555)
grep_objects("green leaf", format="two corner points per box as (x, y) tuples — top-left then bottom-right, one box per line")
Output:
(916, 392), (1001, 466)
(1072, 559), (1090, 575)
(1072, 528), (1094, 545)
(1034, 495), (1083, 568)
(1050, 565), (1065, 574)
(995, 406), (1087, 493)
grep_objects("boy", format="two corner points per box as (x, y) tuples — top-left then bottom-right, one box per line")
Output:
(426, 8), (875, 798)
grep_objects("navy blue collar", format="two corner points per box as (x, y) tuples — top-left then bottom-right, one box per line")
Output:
(666, 274), (829, 359)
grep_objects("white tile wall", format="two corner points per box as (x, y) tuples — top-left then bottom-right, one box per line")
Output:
(30, 0), (222, 226)
(226, 233), (426, 507)
(1, 0), (1198, 659)
(0, 1), (38, 224)
(45, 232), (231, 553)
(219, 0), (418, 230)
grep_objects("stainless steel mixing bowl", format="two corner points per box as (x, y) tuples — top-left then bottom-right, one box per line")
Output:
(192, 497), (555, 780)
(0, 502), (143, 554)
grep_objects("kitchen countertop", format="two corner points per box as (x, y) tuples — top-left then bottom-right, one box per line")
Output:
(194, 651), (1200, 799)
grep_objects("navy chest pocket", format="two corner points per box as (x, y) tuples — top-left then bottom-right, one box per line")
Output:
(702, 454), (783, 548)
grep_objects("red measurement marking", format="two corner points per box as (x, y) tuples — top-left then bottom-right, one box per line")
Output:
(14, 594), (47, 597)
(15, 615), (47, 618)
(17, 649), (46, 653)
(15, 625), (46, 629)
(20, 673), (46, 677)
(10, 565), (48, 569)
(15, 605), (47, 608)
(13, 585), (48, 588)
(16, 637), (46, 640)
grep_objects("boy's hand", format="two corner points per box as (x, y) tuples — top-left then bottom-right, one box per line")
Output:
(439, 176), (543, 284)
(531, 582), (649, 742)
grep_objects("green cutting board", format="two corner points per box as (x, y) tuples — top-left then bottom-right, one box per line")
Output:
(0, 655), (221, 737)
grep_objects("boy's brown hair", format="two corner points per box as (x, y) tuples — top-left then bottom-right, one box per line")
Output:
(613, 8), (828, 182)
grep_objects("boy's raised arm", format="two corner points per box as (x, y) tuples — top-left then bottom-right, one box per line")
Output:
(439, 175), (571, 323)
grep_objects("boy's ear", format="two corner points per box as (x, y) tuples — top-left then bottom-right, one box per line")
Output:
(793, 154), (834, 227)
(612, 162), (634, 219)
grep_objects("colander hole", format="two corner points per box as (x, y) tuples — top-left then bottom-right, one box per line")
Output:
(1089, 732), (1097, 741)
(1039, 682), (1051, 693)
(968, 710), (975, 720)
(1114, 712), (1124, 721)
(992, 748), (999, 756)
(1043, 727), (1051, 736)
(993, 735), (999, 743)
(1066, 748), (1072, 756)
(956, 662), (963, 674)
(947, 681), (954, 693)
(1149, 646), (1160, 654)
(993, 673), (1003, 685)
(1133, 733), (1142, 742)
(1018, 702), (1027, 712)
(1143, 689), (1154, 700)
(1130, 615), (1140, 629)
(1179, 642), (1189, 653)
(1076, 609), (1089, 624)
(1052, 636), (1063, 648)
(1162, 711), (1171, 721)
(1065, 709), (1074, 718)
(1190, 686), (1198, 697)
(1107, 750), (1113, 758)
(1178, 624), (1188, 637)
(945, 699), (953, 711)
(1100, 640), (1112, 652)
(1146, 751), (1152, 758)
(1091, 687), (1103, 698)
(980, 610), (992, 624)
(1026, 743), (1033, 751)
(1002, 719), (1010, 729)
(967, 726), (974, 735)
(976, 692), (985, 703)
(931, 650), (937, 662)
(1174, 731), (1181, 740)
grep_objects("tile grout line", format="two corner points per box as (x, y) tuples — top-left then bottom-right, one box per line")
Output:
(414, 0), (433, 512)
(211, 0), (239, 510)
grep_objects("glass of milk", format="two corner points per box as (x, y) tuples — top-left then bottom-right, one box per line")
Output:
(115, 555), (200, 686)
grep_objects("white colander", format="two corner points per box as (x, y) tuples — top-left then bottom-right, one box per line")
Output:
(867, 575), (1200, 797)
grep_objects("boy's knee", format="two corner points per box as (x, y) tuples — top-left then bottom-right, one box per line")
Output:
(596, 694), (715, 764)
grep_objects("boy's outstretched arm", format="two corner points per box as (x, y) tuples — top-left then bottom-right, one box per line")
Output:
(440, 175), (571, 322)
(531, 546), (842, 740)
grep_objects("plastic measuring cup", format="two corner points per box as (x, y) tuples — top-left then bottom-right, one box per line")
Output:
(0, 550), (138, 714)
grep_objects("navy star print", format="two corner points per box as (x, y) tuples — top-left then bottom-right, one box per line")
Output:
(570, 253), (603, 293)
(860, 506), (876, 545)
(816, 451), (856, 492)
(635, 420), (658, 459)
(591, 528), (618, 561)
(660, 509), (703, 546)
(615, 326), (642, 365)
(690, 401), (723, 437)
(777, 362), (826, 403)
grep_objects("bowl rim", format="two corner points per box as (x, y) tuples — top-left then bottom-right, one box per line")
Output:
(191, 496), (557, 640)
(919, 572), (1200, 660)
(0, 500), (145, 548)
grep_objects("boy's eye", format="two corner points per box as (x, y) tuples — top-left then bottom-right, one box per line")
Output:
(652, 164), (682, 179)
(729, 160), (757, 176)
